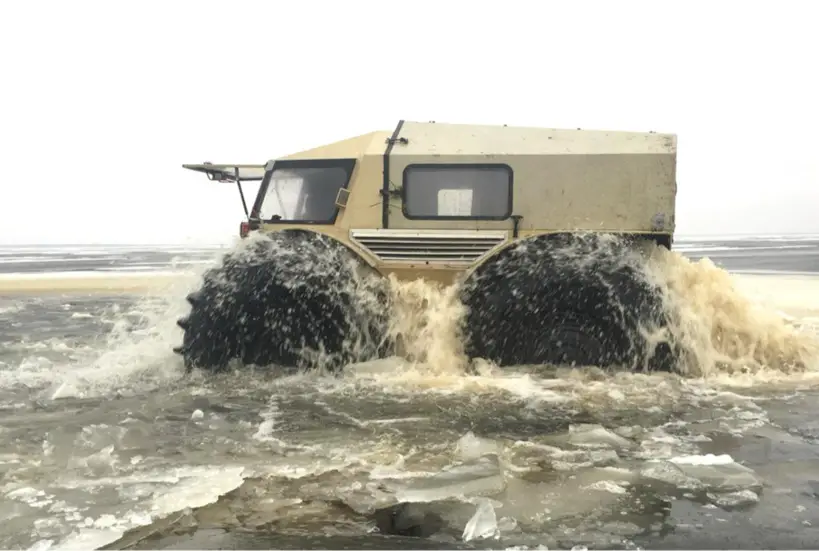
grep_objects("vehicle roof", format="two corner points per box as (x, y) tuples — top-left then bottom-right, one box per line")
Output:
(278, 120), (676, 161)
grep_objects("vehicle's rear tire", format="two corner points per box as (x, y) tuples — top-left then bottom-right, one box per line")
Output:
(458, 233), (676, 371)
(173, 230), (391, 373)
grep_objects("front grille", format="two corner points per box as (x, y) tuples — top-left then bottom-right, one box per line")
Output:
(350, 229), (507, 264)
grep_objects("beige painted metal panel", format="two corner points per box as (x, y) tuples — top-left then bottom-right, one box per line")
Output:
(386, 121), (676, 234)
(391, 120), (676, 156)
(280, 131), (390, 160)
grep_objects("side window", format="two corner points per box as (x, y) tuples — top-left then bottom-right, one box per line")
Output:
(403, 165), (512, 219)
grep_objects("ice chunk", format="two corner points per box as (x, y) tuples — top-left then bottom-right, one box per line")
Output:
(336, 480), (398, 515)
(587, 449), (620, 467)
(49, 381), (80, 400)
(397, 455), (504, 503)
(5, 486), (54, 509)
(93, 514), (119, 529)
(670, 453), (734, 466)
(708, 489), (760, 508)
(456, 431), (501, 461)
(639, 461), (703, 490)
(673, 461), (762, 492)
(33, 517), (66, 538)
(583, 480), (628, 495)
(151, 466), (247, 517)
(6, 487), (47, 501)
(499, 469), (633, 524)
(27, 540), (54, 551)
(462, 498), (499, 541)
(600, 520), (643, 536)
(634, 427), (689, 459)
(498, 516), (518, 532)
(75, 445), (118, 476)
(614, 425), (644, 439)
(641, 455), (762, 493)
(568, 424), (632, 449)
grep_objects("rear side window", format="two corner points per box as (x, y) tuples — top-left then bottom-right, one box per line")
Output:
(402, 164), (513, 219)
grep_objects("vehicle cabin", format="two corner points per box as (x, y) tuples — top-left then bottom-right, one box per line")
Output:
(184, 120), (677, 283)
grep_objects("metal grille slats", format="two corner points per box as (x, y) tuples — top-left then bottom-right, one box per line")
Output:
(350, 230), (506, 263)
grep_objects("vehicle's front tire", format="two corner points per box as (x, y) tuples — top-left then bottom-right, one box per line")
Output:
(174, 231), (391, 373)
(458, 233), (676, 371)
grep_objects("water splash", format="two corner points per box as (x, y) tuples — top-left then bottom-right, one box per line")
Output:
(385, 274), (469, 375)
(646, 246), (819, 378)
(4, 232), (819, 403)
(0, 256), (217, 399)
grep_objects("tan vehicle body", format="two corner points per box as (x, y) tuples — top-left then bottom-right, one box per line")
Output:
(186, 120), (677, 286)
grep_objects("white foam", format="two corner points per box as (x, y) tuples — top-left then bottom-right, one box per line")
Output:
(0, 303), (24, 314)
(0, 268), (207, 399)
(646, 249), (819, 377)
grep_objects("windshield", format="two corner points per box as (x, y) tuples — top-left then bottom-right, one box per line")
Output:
(257, 164), (352, 222)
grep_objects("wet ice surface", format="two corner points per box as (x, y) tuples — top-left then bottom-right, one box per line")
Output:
(4, 236), (819, 550)
(2, 294), (819, 550)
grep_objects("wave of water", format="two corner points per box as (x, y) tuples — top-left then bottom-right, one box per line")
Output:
(2, 237), (819, 550)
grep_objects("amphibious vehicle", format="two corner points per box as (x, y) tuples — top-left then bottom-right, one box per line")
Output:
(174, 120), (678, 373)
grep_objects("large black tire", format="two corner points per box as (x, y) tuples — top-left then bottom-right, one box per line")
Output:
(459, 233), (677, 372)
(174, 230), (392, 373)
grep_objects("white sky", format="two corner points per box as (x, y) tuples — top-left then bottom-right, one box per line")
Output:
(1, 0), (816, 245)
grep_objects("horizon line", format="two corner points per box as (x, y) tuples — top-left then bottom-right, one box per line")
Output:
(2, 232), (819, 247)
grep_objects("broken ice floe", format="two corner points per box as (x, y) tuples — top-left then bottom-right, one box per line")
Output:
(462, 498), (499, 542)
(567, 424), (633, 450)
(396, 455), (505, 503)
(640, 452), (763, 505)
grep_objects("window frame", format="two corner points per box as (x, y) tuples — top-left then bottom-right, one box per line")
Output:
(401, 163), (514, 221)
(251, 158), (357, 225)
